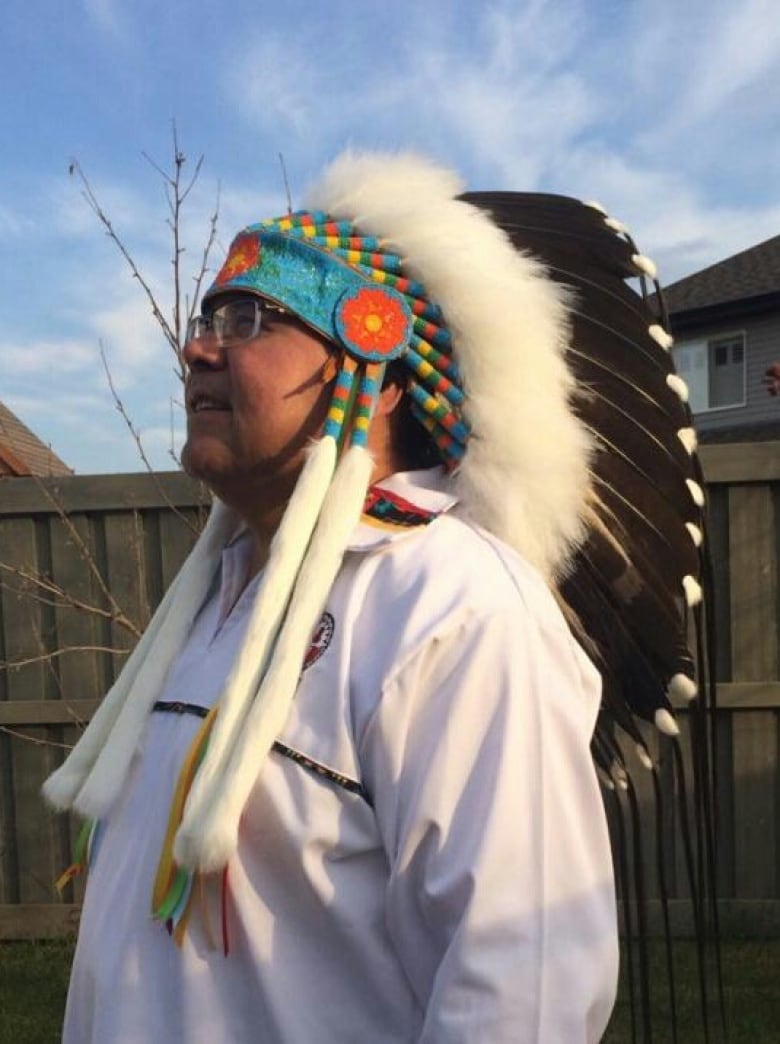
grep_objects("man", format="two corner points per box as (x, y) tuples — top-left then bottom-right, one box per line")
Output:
(46, 150), (706, 1042)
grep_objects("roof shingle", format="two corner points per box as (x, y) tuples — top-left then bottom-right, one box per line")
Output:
(663, 233), (780, 314)
(0, 401), (72, 477)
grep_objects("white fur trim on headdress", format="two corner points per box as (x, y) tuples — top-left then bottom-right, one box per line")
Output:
(308, 150), (592, 580)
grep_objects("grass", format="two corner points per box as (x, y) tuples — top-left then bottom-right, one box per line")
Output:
(0, 938), (73, 1044)
(604, 939), (780, 1043)
(1, 937), (779, 1042)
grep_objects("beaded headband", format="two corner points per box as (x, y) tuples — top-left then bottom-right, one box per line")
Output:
(203, 211), (470, 465)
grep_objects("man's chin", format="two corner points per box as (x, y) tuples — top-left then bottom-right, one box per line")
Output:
(181, 437), (234, 486)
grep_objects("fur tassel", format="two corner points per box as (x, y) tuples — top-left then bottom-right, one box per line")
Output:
(175, 445), (374, 872)
(175, 436), (338, 834)
(41, 568), (190, 811)
(307, 151), (591, 580)
(42, 500), (236, 817)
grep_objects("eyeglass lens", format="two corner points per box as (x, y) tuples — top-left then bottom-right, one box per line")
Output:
(185, 299), (263, 346)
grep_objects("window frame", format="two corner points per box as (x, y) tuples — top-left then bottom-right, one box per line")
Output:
(673, 329), (747, 414)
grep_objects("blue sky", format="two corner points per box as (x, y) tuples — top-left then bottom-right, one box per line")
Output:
(2, 0), (779, 473)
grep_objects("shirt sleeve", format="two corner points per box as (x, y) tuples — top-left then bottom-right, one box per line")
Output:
(358, 603), (619, 1044)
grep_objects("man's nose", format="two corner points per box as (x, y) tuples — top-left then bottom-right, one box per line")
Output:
(183, 333), (226, 370)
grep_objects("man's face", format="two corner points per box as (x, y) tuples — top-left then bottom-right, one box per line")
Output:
(181, 294), (335, 497)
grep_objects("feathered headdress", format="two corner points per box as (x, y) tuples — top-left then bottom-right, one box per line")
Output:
(44, 152), (717, 1033)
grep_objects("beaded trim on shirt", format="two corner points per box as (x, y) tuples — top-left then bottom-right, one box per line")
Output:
(153, 700), (209, 718)
(362, 487), (439, 530)
(152, 700), (370, 803)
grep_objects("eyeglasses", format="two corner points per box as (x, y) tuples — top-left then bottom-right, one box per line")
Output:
(185, 298), (289, 347)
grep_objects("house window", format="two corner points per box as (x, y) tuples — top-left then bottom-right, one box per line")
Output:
(673, 333), (746, 412)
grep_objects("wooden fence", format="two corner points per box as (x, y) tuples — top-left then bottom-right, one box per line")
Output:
(0, 447), (779, 939)
(0, 472), (208, 938)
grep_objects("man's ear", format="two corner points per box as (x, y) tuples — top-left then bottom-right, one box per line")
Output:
(375, 378), (405, 418)
(321, 353), (340, 382)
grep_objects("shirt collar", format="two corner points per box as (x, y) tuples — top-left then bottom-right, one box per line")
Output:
(347, 467), (458, 552)
(219, 466), (458, 559)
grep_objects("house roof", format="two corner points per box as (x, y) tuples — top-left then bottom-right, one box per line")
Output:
(663, 233), (780, 315)
(0, 401), (72, 477)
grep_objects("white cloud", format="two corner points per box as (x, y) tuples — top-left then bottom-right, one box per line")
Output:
(81, 0), (130, 41)
(482, 0), (588, 77)
(90, 295), (170, 380)
(4, 390), (112, 426)
(214, 0), (780, 288)
(673, 0), (780, 126)
(3, 339), (99, 377)
(222, 0), (597, 190)
(415, 55), (595, 187)
(0, 203), (33, 238)
(226, 34), (317, 139)
(543, 141), (780, 282)
(619, 0), (780, 167)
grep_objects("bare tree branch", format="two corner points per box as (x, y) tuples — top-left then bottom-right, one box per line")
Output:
(169, 396), (182, 466)
(1, 645), (130, 670)
(188, 181), (221, 329)
(0, 726), (75, 751)
(139, 120), (216, 382)
(71, 122), (219, 386)
(0, 565), (141, 637)
(70, 159), (179, 354)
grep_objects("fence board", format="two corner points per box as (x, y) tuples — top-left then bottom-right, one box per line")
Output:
(159, 507), (202, 589)
(102, 511), (148, 679)
(46, 514), (100, 900)
(48, 514), (103, 704)
(672, 716), (694, 903)
(728, 484), (777, 679)
(728, 484), (778, 900)
(715, 711), (735, 899)
(0, 517), (57, 904)
(700, 441), (780, 482)
(0, 903), (81, 939)
(733, 712), (778, 898)
(706, 483), (732, 681)
(0, 518), (14, 903)
(0, 700), (99, 726)
(0, 472), (206, 516)
(633, 723), (661, 902)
